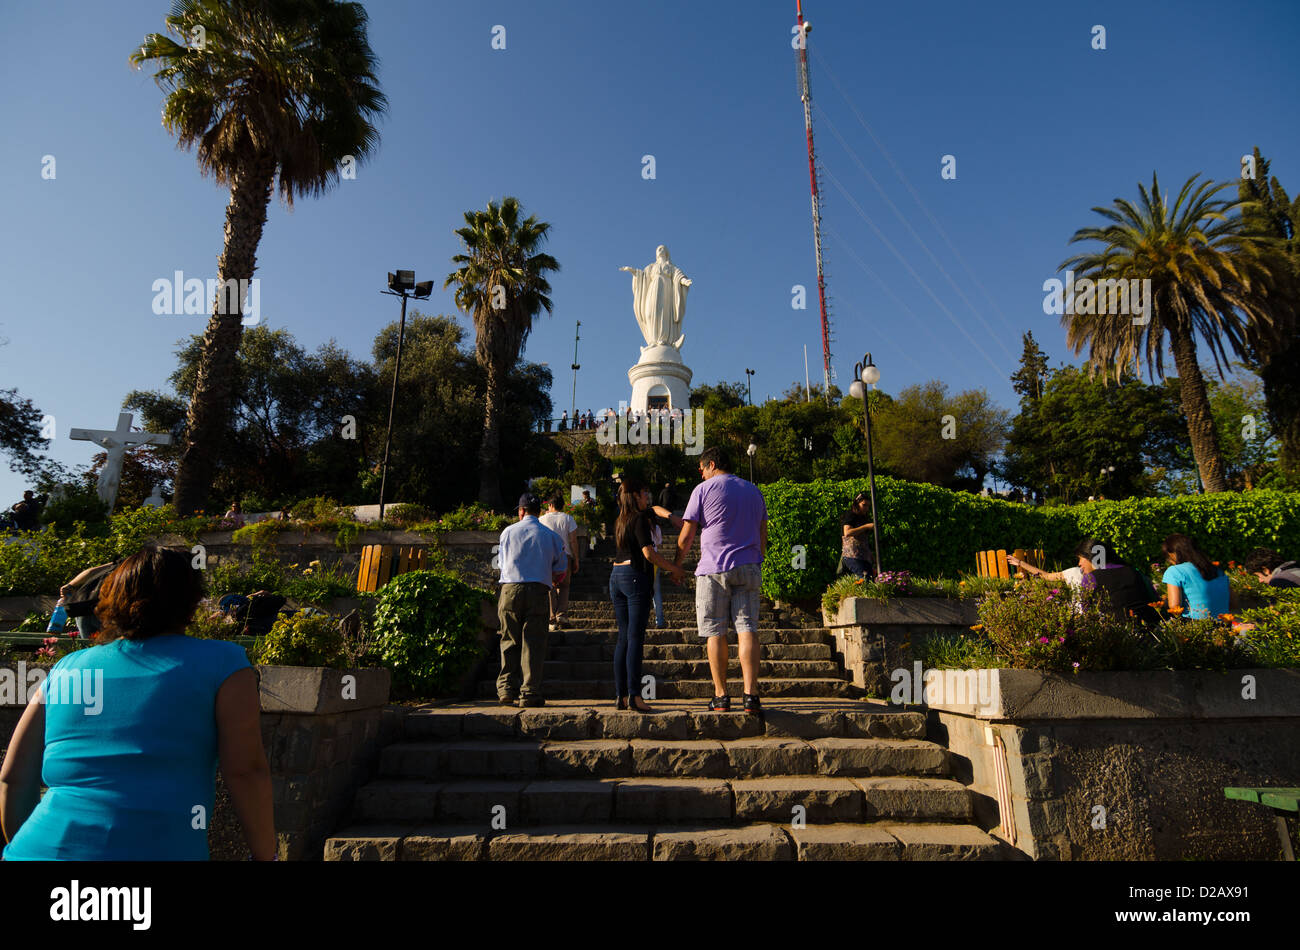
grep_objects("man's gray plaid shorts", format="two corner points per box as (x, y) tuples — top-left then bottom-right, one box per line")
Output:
(695, 562), (762, 638)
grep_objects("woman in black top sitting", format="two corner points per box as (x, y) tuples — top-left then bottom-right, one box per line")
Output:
(610, 478), (685, 711)
(1076, 539), (1160, 625)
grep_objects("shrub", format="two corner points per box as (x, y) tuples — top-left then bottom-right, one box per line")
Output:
(251, 613), (347, 668)
(1150, 615), (1250, 672)
(918, 630), (1003, 670)
(290, 496), (351, 522)
(975, 581), (1152, 673)
(412, 503), (512, 533)
(371, 570), (489, 697)
(16, 611), (53, 632)
(822, 574), (865, 616)
(186, 609), (246, 642)
(761, 478), (1300, 603)
(40, 484), (110, 533)
(384, 504), (432, 527)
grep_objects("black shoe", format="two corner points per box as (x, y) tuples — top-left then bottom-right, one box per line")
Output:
(743, 693), (762, 715)
(708, 695), (731, 712)
(518, 697), (546, 708)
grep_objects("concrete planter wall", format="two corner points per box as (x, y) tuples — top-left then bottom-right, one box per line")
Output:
(925, 667), (1300, 860)
(827, 596), (979, 698)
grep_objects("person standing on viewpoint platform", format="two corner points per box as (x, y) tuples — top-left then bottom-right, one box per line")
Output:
(840, 492), (876, 578)
(674, 446), (768, 713)
(496, 493), (567, 707)
(540, 494), (580, 631)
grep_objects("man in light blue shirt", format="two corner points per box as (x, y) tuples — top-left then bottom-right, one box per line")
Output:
(496, 493), (567, 706)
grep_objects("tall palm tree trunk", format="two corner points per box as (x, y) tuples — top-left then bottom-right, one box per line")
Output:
(173, 155), (276, 514)
(478, 359), (505, 510)
(1168, 328), (1229, 492)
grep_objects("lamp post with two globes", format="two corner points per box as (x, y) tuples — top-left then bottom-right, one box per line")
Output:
(847, 353), (883, 574)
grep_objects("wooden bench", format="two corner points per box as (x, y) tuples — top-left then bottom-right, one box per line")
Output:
(356, 544), (428, 592)
(1224, 786), (1299, 860)
(975, 548), (1044, 579)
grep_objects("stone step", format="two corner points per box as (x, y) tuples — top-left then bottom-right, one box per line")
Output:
(548, 642), (834, 662)
(475, 678), (853, 700)
(379, 737), (950, 781)
(403, 702), (925, 742)
(348, 775), (974, 826)
(539, 659), (844, 680)
(324, 820), (1005, 861)
(555, 628), (832, 646)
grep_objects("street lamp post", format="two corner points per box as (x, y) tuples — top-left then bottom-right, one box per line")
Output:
(570, 320), (581, 422)
(379, 270), (433, 522)
(745, 368), (755, 406)
(747, 442), (757, 482)
(847, 353), (883, 575)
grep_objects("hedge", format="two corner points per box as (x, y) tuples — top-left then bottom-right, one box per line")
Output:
(759, 478), (1300, 602)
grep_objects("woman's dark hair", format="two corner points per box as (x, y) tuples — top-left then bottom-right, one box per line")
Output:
(1243, 547), (1286, 574)
(95, 546), (206, 641)
(1073, 537), (1124, 568)
(1161, 533), (1219, 582)
(614, 478), (647, 553)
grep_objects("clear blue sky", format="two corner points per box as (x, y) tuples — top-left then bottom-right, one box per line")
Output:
(2, 0), (1297, 503)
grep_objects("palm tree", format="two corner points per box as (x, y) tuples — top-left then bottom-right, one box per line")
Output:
(131, 0), (386, 514)
(1061, 174), (1273, 492)
(445, 197), (559, 509)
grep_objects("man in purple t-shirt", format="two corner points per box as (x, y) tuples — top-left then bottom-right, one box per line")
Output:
(675, 445), (768, 713)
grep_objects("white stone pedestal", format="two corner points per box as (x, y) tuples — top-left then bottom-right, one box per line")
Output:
(628, 344), (692, 411)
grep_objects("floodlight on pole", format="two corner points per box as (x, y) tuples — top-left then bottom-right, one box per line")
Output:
(379, 269), (430, 521)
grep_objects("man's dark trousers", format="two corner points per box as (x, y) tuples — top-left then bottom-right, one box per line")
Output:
(498, 581), (550, 701)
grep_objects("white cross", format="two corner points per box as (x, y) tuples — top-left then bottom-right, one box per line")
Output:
(69, 412), (173, 515)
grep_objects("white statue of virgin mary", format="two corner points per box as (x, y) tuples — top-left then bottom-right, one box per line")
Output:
(619, 245), (692, 350)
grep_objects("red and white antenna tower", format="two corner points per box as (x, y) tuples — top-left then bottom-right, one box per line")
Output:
(795, 0), (832, 398)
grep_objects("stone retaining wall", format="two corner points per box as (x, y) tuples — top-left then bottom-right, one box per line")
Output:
(828, 597), (978, 698)
(925, 667), (1300, 860)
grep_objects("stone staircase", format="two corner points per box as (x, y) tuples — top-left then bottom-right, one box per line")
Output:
(324, 542), (1007, 861)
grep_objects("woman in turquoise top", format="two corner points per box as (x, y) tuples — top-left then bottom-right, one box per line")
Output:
(1160, 533), (1232, 620)
(0, 547), (275, 860)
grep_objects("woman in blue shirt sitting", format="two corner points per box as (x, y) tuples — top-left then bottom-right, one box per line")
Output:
(0, 546), (275, 860)
(1160, 533), (1232, 620)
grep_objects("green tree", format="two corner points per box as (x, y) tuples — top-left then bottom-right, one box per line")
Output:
(366, 313), (553, 510)
(132, 0), (386, 513)
(125, 326), (377, 507)
(1002, 366), (1187, 502)
(1238, 147), (1300, 484)
(444, 198), (559, 510)
(1061, 173), (1274, 492)
(871, 381), (1008, 489)
(0, 387), (49, 480)
(1010, 331), (1050, 406)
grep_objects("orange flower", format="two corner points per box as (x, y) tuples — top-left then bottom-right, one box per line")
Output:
(1148, 601), (1165, 609)
(1212, 561), (1220, 566)
(970, 624), (985, 632)
(1218, 613), (1235, 622)
(1168, 606), (1184, 615)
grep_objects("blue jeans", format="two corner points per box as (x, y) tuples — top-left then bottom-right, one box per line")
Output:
(653, 566), (665, 627)
(610, 564), (651, 699)
(842, 557), (874, 578)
